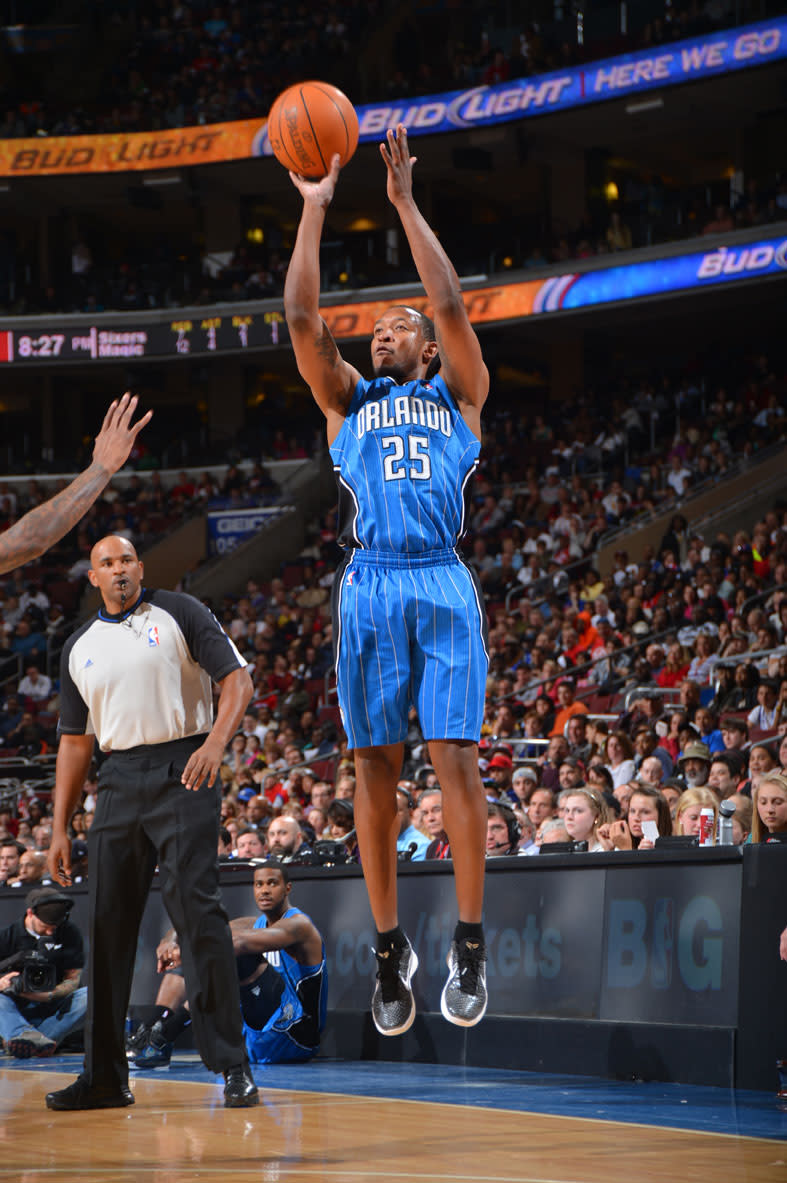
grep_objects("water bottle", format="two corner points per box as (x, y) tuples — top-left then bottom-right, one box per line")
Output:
(717, 799), (736, 845)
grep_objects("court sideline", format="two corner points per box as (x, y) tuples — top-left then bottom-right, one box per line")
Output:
(1, 1055), (785, 1182)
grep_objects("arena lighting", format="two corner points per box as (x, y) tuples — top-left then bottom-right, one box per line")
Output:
(141, 171), (182, 186)
(625, 97), (664, 115)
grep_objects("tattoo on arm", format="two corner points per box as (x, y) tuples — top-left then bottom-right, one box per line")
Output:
(315, 323), (339, 366)
(0, 464), (109, 575)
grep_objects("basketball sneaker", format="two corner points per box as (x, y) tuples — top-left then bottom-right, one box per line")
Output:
(371, 936), (418, 1036)
(7, 1028), (56, 1058)
(128, 1020), (173, 1069)
(440, 936), (488, 1027)
(125, 1021), (151, 1061)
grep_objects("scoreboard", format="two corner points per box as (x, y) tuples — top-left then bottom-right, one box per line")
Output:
(0, 310), (288, 364)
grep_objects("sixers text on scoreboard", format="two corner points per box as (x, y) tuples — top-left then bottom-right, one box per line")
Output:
(0, 310), (285, 363)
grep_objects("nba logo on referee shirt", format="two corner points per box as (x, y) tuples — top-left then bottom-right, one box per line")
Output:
(147, 626), (160, 647)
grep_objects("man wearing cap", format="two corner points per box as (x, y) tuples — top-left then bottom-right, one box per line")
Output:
(0, 887), (87, 1058)
(395, 786), (430, 861)
(678, 741), (712, 788)
(486, 752), (514, 801)
(557, 757), (585, 792)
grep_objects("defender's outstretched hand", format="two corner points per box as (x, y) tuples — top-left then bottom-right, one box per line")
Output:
(380, 124), (417, 206)
(93, 392), (153, 475)
(288, 154), (341, 208)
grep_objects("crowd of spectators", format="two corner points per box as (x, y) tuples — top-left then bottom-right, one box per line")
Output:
(0, 2), (751, 141)
(0, 341), (786, 875)
(1, 1), (785, 317)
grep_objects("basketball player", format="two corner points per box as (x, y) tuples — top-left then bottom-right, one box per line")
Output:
(284, 125), (489, 1034)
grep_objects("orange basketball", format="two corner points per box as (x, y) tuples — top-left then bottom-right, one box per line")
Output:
(267, 81), (359, 179)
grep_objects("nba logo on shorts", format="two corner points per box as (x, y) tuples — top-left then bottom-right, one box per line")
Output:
(346, 571), (354, 586)
(147, 626), (160, 647)
(651, 898), (673, 989)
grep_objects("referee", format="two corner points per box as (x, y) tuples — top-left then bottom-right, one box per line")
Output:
(46, 534), (258, 1110)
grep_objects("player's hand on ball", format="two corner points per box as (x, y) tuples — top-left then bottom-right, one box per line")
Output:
(289, 154), (341, 207)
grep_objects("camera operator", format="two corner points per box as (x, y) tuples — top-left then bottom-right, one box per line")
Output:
(0, 887), (87, 1058)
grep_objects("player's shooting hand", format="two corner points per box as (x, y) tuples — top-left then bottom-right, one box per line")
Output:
(48, 831), (73, 887)
(380, 124), (416, 206)
(181, 735), (224, 792)
(92, 392), (153, 475)
(288, 153), (341, 208)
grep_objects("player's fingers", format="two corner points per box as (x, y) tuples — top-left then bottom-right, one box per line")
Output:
(115, 393), (138, 425)
(100, 399), (120, 433)
(129, 409), (153, 437)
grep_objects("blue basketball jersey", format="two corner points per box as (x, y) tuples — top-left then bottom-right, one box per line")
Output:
(330, 373), (481, 552)
(243, 907), (327, 1063)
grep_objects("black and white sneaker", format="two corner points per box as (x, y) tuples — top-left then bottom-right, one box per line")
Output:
(440, 937), (488, 1027)
(371, 937), (418, 1036)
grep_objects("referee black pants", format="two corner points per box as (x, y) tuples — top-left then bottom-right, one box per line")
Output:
(84, 735), (245, 1089)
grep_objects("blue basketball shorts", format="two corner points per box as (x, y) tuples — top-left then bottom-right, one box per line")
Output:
(332, 547), (489, 750)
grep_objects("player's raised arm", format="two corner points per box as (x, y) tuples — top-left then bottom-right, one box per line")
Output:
(381, 125), (489, 417)
(284, 155), (362, 440)
(0, 392), (152, 575)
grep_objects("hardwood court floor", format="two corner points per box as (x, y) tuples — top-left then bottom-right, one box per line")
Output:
(1, 1058), (785, 1183)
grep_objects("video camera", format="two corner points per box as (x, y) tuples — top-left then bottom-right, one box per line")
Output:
(0, 948), (57, 994)
(284, 840), (353, 867)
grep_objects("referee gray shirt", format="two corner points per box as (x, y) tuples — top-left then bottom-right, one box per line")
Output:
(58, 588), (247, 751)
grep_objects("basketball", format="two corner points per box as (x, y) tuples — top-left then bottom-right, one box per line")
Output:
(267, 81), (359, 179)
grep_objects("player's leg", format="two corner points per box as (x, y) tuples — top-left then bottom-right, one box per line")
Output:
(128, 970), (190, 1070)
(413, 559), (489, 1026)
(333, 559), (418, 1035)
(354, 741), (419, 1036)
(353, 741), (404, 932)
(428, 739), (486, 923)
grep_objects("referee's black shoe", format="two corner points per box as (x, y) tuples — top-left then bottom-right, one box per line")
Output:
(223, 1061), (259, 1107)
(46, 1075), (135, 1110)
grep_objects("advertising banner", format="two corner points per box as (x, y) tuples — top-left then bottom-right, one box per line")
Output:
(1, 233), (784, 368)
(531, 234), (787, 314)
(0, 19), (784, 177)
(206, 506), (287, 555)
(601, 862), (741, 1026)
